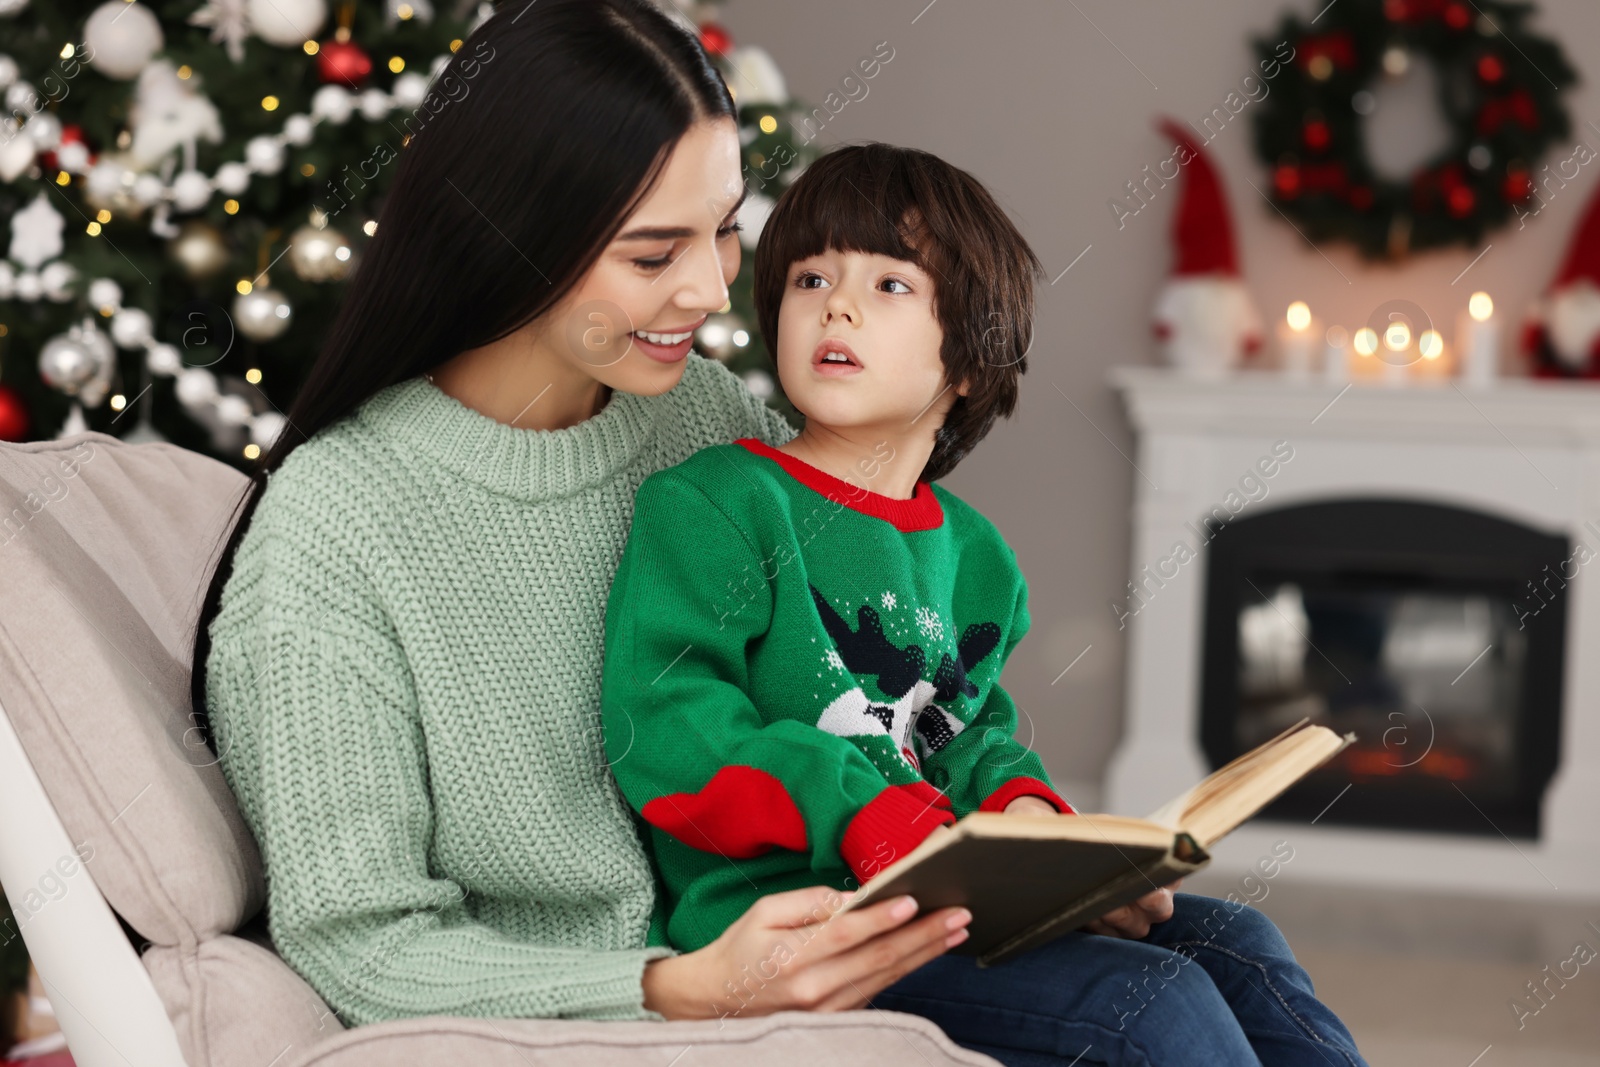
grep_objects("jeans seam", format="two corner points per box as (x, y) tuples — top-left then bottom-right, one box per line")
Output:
(1168, 939), (1360, 1067)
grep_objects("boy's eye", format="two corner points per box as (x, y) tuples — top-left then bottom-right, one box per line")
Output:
(794, 271), (828, 289)
(882, 278), (912, 294)
(634, 222), (743, 270)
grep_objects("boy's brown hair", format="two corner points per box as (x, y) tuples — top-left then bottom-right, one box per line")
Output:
(753, 142), (1042, 483)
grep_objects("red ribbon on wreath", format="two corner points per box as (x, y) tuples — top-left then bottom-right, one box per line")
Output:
(1476, 89), (1539, 136)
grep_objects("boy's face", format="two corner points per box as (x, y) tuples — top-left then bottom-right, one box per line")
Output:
(775, 247), (964, 441)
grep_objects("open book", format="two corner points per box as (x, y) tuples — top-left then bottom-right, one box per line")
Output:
(839, 718), (1354, 966)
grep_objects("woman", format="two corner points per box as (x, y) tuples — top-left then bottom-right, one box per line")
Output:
(191, 2), (1367, 1064)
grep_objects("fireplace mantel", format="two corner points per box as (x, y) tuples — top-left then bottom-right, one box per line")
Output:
(1104, 365), (1600, 899)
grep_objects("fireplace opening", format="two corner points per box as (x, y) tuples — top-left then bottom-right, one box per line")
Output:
(1199, 498), (1567, 838)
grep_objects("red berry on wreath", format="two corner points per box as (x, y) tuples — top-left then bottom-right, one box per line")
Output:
(318, 39), (373, 88)
(1444, 3), (1472, 30)
(700, 23), (733, 56)
(1477, 54), (1505, 84)
(1448, 185), (1477, 217)
(1503, 169), (1532, 201)
(1275, 165), (1302, 198)
(1303, 120), (1331, 151)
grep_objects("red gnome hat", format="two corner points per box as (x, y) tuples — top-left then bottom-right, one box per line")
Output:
(1525, 176), (1600, 377)
(1159, 118), (1241, 277)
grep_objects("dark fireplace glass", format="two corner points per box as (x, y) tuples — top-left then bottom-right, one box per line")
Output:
(1201, 500), (1566, 839)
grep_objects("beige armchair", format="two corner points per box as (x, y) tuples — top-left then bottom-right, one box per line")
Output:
(0, 432), (996, 1067)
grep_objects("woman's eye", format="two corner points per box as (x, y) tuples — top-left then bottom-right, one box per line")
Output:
(636, 223), (743, 270)
(717, 220), (743, 238)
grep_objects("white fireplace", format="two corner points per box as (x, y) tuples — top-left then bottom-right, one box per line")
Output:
(1104, 365), (1600, 899)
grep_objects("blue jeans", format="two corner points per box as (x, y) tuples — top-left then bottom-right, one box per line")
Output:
(870, 892), (1368, 1067)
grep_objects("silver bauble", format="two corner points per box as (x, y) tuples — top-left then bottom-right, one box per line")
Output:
(288, 223), (352, 282)
(693, 312), (746, 361)
(38, 333), (94, 394)
(234, 284), (293, 341)
(167, 220), (230, 279)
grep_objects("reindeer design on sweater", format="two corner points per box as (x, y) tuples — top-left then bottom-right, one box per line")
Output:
(809, 584), (1002, 770)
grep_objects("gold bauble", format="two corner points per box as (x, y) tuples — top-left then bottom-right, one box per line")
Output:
(167, 220), (231, 280)
(287, 223), (353, 282)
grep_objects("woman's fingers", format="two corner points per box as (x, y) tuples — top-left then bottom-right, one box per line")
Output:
(804, 904), (971, 1009)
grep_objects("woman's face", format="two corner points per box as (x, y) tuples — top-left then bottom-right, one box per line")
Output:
(532, 117), (747, 396)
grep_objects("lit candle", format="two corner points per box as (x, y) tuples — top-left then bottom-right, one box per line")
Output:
(1381, 320), (1411, 385)
(1459, 292), (1500, 388)
(1352, 326), (1382, 380)
(1324, 325), (1350, 383)
(1277, 301), (1318, 377)
(1414, 328), (1449, 380)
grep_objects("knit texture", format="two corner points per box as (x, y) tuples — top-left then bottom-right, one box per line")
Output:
(601, 437), (1072, 952)
(204, 353), (797, 1027)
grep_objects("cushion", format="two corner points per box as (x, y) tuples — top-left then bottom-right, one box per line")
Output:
(0, 433), (261, 947)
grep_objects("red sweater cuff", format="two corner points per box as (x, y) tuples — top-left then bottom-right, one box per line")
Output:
(840, 783), (957, 883)
(978, 776), (1076, 815)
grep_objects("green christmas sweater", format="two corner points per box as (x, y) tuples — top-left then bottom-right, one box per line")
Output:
(601, 437), (1072, 952)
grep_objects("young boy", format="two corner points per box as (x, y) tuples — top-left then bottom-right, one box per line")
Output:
(600, 142), (1073, 954)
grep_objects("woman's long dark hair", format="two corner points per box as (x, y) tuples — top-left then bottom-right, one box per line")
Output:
(188, 0), (735, 753)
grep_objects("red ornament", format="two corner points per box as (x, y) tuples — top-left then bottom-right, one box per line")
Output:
(1448, 184), (1477, 217)
(1303, 120), (1332, 151)
(1477, 54), (1505, 84)
(317, 39), (373, 88)
(1503, 169), (1533, 201)
(699, 22), (733, 56)
(1274, 164), (1302, 198)
(1476, 88), (1539, 137)
(0, 384), (30, 442)
(1444, 3), (1472, 30)
(39, 123), (93, 172)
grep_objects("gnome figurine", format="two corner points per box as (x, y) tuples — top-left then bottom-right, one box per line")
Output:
(1523, 178), (1600, 378)
(1151, 118), (1264, 378)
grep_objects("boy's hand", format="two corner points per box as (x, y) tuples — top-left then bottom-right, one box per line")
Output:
(1003, 795), (1060, 816)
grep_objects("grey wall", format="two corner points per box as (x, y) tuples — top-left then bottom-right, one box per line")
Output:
(722, 0), (1600, 801)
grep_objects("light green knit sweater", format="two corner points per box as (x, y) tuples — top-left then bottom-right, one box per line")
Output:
(204, 353), (797, 1026)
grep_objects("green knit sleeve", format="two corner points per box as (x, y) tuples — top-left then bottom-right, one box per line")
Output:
(919, 567), (1075, 818)
(206, 481), (672, 1027)
(601, 471), (952, 907)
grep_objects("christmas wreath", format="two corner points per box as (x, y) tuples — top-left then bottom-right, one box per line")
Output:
(1251, 0), (1577, 260)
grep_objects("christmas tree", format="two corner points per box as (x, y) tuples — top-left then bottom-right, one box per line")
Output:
(0, 0), (817, 465)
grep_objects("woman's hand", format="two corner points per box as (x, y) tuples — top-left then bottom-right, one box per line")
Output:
(640, 885), (971, 1020)
(1081, 879), (1184, 939)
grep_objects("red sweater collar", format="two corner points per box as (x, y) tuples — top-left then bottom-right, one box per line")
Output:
(735, 438), (944, 532)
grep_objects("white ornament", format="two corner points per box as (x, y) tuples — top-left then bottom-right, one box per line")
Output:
(282, 113), (314, 146)
(110, 307), (155, 348)
(250, 410), (288, 449)
(188, 0), (252, 64)
(175, 367), (219, 406)
(8, 192), (64, 268)
(0, 56), (17, 88)
(359, 89), (390, 123)
(392, 73), (428, 109)
(0, 1), (28, 16)
(88, 277), (123, 311)
(0, 261), (11, 299)
(737, 191), (775, 251)
(146, 343), (182, 375)
(742, 368), (774, 399)
(311, 85), (353, 124)
(4, 81), (36, 115)
(0, 124), (35, 181)
(214, 161), (251, 195)
(246, 0), (326, 47)
(39, 260), (75, 301)
(234, 285), (293, 340)
(85, 159), (127, 201)
(38, 333), (95, 393)
(726, 46), (788, 107)
(85, 1), (165, 81)
(215, 394), (254, 426)
(132, 172), (166, 206)
(128, 60), (225, 168)
(171, 169), (212, 211)
(55, 140), (89, 172)
(58, 404), (88, 438)
(245, 135), (285, 174)
(24, 112), (60, 150)
(12, 269), (39, 301)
